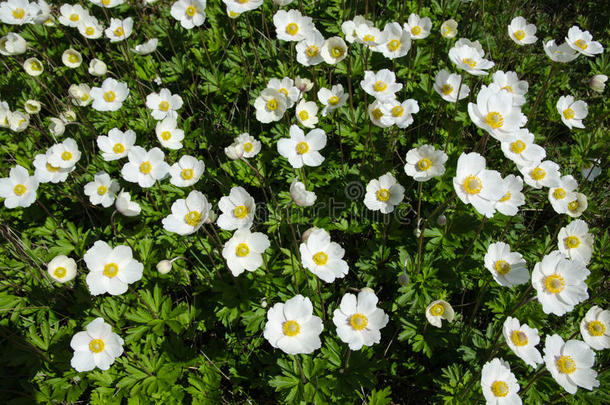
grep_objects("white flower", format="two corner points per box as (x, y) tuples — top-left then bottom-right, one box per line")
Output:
(146, 88), (183, 121)
(543, 40), (578, 63)
(121, 146), (170, 188)
(360, 69), (402, 101)
(502, 317), (543, 368)
(267, 77), (300, 108)
(115, 191), (141, 216)
(216, 186), (256, 230)
(88, 58), (107, 76)
(300, 228), (348, 283)
(295, 76), (313, 92)
(317, 84), (348, 116)
(558, 220), (593, 265)
(494, 175), (526, 216)
(49, 118), (65, 136)
(47, 138), (81, 169)
(404, 13), (432, 39)
(105, 17), (133, 42)
(433, 69), (470, 102)
(481, 358), (522, 404)
(254, 88), (287, 123)
(566, 193), (588, 218)
(290, 180), (316, 207)
(295, 100), (318, 128)
(508, 16), (537, 45)
(341, 15), (372, 44)
(425, 300), (454, 328)
(440, 19), (458, 38)
(84, 172), (120, 208)
(223, 0), (262, 14)
(97, 128), (136, 161)
(484, 242), (529, 287)
(449, 41), (494, 76)
(589, 74), (607, 93)
(548, 175), (578, 214)
(565, 26), (604, 57)
(58, 4), (89, 27)
(77, 16), (104, 39)
(379, 22), (411, 59)
(320, 36), (347, 64)
(91, 78), (129, 112)
(70, 318), (124, 372)
(0, 32), (27, 55)
(132, 38), (158, 55)
(157, 259), (172, 274)
(90, 0), (124, 7)
(519, 160), (560, 189)
(453, 152), (504, 218)
(62, 48), (82, 68)
(263, 295), (323, 355)
(170, 0), (206, 30)
(379, 99), (419, 128)
(69, 84), (92, 106)
(355, 23), (386, 48)
(333, 290), (389, 350)
(363, 172), (404, 214)
(33, 153), (72, 184)
(47, 255), (77, 283)
(222, 228), (270, 276)
(500, 129), (545, 167)
(468, 84), (527, 142)
(8, 110), (29, 132)
(84, 241), (144, 296)
(23, 57), (44, 76)
(0, 165), (38, 209)
(580, 306), (610, 351)
(155, 117), (184, 150)
(162, 190), (210, 235)
(556, 95), (587, 129)
(0, 101), (10, 128)
(543, 334), (599, 394)
(277, 125), (326, 169)
(404, 145), (447, 182)
(169, 155), (205, 187)
(60, 109), (77, 123)
(295, 30), (325, 66)
(368, 101), (391, 128)
(532, 251), (589, 316)
(0, 0), (40, 25)
(229, 133), (261, 159)
(491, 70), (528, 106)
(581, 159), (601, 181)
(273, 9), (314, 42)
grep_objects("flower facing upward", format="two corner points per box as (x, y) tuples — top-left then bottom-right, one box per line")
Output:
(333, 290), (389, 350)
(341, 15), (373, 44)
(508, 16), (537, 45)
(84, 172), (120, 208)
(105, 17), (133, 42)
(23, 57), (44, 76)
(433, 69), (470, 103)
(295, 100), (319, 128)
(267, 77), (300, 108)
(360, 69), (403, 101)
(277, 125), (326, 169)
(580, 306), (610, 350)
(379, 22), (411, 59)
(155, 117), (185, 150)
(33, 153), (72, 184)
(453, 152), (504, 218)
(0, 165), (39, 209)
(532, 251), (589, 316)
(216, 186), (256, 230)
(169, 155), (205, 187)
(0, 0), (40, 25)
(46, 138), (81, 169)
(222, 228), (270, 276)
(170, 0), (206, 30)
(363, 172), (404, 214)
(273, 9), (314, 42)
(519, 160), (561, 189)
(404, 13), (432, 40)
(91, 78), (129, 112)
(484, 242), (529, 287)
(426, 300), (454, 328)
(62, 48), (82, 68)
(47, 255), (77, 283)
(121, 146), (170, 188)
(223, 0), (262, 14)
(502, 317), (543, 368)
(70, 318), (124, 372)
(494, 175), (526, 217)
(548, 175), (578, 214)
(317, 84), (348, 116)
(263, 295), (323, 355)
(84, 241), (144, 296)
(480, 358), (522, 405)
(162, 190), (210, 235)
(355, 24), (386, 48)
(97, 128), (136, 161)
(449, 41), (495, 76)
(90, 0), (124, 8)
(254, 88), (287, 123)
(300, 228), (348, 283)
(146, 88), (183, 121)
(379, 99), (419, 128)
(468, 84), (527, 142)
(566, 193), (588, 218)
(295, 30), (325, 66)
(78, 16), (104, 39)
(543, 334), (599, 394)
(321, 36), (348, 64)
(499, 129), (545, 167)
(404, 145), (448, 182)
(557, 219), (593, 265)
(556, 95), (587, 129)
(565, 26), (604, 57)
(491, 71), (528, 106)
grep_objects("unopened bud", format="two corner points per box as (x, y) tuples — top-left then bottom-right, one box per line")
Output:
(156, 260), (172, 274)
(437, 214), (447, 226)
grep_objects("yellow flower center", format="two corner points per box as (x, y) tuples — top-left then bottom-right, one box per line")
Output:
(89, 339), (105, 353)
(313, 251), (328, 266)
(46, 163), (60, 172)
(502, 85), (514, 93)
(441, 83), (453, 95)
(564, 236), (580, 249)
(553, 188), (566, 199)
(417, 158), (432, 171)
(462, 58), (477, 68)
(510, 140), (526, 154)
(282, 320), (300, 337)
(139, 161), (152, 174)
(185, 210), (202, 227)
(306, 45), (319, 57)
(70, 13), (79, 22)
(510, 330), (529, 346)
(328, 96), (339, 106)
(159, 101), (170, 111)
(331, 46), (344, 58)
(494, 260), (511, 275)
(296, 141), (309, 154)
(350, 313), (369, 330)
(181, 168), (194, 180)
(30, 60), (42, 71)
(103, 91), (116, 102)
(388, 39), (401, 51)
(62, 151), (73, 161)
(377, 188), (390, 202)
(563, 108), (575, 120)
(103, 263), (119, 278)
(235, 243), (250, 257)
(286, 23), (299, 36)
(12, 8), (25, 19)
(574, 39), (588, 50)
(544, 274), (565, 294)
(391, 106), (404, 117)
(53, 266), (67, 279)
(463, 175), (482, 194)
(102, 0), (110, 5)
(531, 167), (546, 181)
(371, 108), (383, 120)
(568, 200), (579, 212)
(491, 381), (509, 397)
(266, 98), (278, 111)
(298, 110), (309, 121)
(430, 303), (445, 316)
(186, 6), (197, 17)
(278, 88), (288, 97)
(81, 94), (90, 101)
(113, 143), (125, 154)
(411, 26), (422, 36)
(85, 27), (95, 35)
(114, 27), (124, 37)
(499, 191), (511, 202)
(243, 141), (253, 152)
(556, 355), (576, 374)
(513, 30), (526, 41)
(97, 185), (108, 195)
(234, 205), (248, 219)
(363, 34), (375, 43)
(13, 184), (26, 196)
(587, 321), (606, 337)
(373, 81), (387, 92)
(68, 54), (79, 64)
(160, 131), (172, 140)
(484, 112), (504, 129)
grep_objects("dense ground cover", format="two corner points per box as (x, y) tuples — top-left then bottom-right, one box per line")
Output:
(0, 0), (609, 403)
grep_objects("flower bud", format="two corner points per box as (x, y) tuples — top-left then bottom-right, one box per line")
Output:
(224, 143), (243, 160)
(88, 58), (107, 76)
(398, 273), (410, 286)
(290, 180), (316, 207)
(157, 260), (172, 274)
(413, 228), (421, 238)
(295, 76), (313, 92)
(590, 74), (607, 93)
(437, 214), (447, 226)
